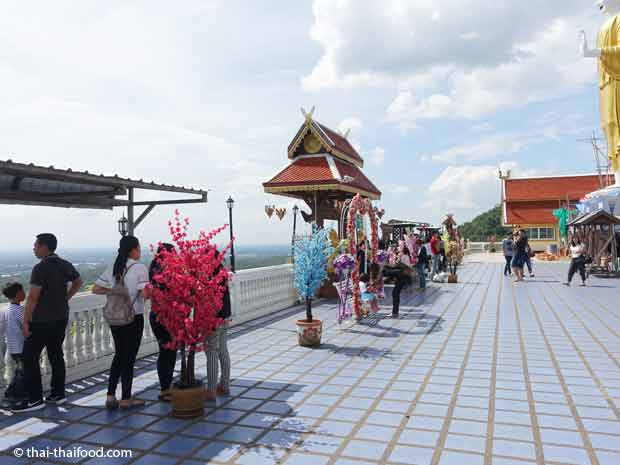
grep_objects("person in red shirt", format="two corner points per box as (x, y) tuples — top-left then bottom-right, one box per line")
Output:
(430, 232), (441, 277)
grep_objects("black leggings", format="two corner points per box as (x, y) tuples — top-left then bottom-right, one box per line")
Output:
(568, 258), (586, 283)
(149, 311), (177, 391)
(108, 315), (144, 400)
(392, 273), (412, 315)
(504, 256), (512, 275)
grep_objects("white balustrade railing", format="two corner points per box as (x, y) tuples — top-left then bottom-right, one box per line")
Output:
(0, 264), (298, 390)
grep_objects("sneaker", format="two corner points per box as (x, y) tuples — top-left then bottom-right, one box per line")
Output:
(45, 395), (66, 405)
(581, 282), (587, 287)
(530, 274), (535, 278)
(11, 399), (45, 412)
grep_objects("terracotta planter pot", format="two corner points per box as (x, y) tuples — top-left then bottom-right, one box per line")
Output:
(171, 383), (204, 419)
(448, 273), (458, 283)
(296, 319), (323, 347)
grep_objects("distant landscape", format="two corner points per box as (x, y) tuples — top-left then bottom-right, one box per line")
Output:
(0, 244), (290, 303)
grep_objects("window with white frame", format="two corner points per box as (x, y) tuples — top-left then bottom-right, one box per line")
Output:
(526, 227), (555, 241)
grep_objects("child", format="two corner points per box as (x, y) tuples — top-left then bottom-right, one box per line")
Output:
(368, 263), (382, 312)
(359, 274), (377, 316)
(2, 282), (26, 405)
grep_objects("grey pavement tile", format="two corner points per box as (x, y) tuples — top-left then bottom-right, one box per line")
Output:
(355, 424), (397, 442)
(582, 419), (620, 435)
(316, 420), (357, 437)
(438, 450), (484, 465)
(493, 423), (534, 442)
(239, 412), (282, 428)
(193, 441), (242, 462)
(444, 433), (486, 453)
(82, 426), (132, 445)
(390, 444), (435, 465)
(155, 435), (206, 456)
(596, 450), (620, 465)
(131, 454), (178, 465)
(206, 409), (247, 424)
(493, 439), (537, 460)
(256, 401), (294, 415)
(284, 453), (330, 465)
(397, 428), (440, 447)
(342, 439), (388, 460)
(539, 428), (584, 446)
(366, 411), (407, 427)
(217, 426), (265, 444)
(257, 429), (303, 448)
(588, 432), (620, 451)
(326, 407), (367, 422)
(145, 417), (190, 433)
(298, 433), (344, 455)
(448, 419), (487, 437)
(117, 431), (168, 450)
(182, 421), (229, 438)
(235, 446), (286, 465)
(542, 444), (592, 465)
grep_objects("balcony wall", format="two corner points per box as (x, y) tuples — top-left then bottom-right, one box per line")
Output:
(0, 264), (297, 390)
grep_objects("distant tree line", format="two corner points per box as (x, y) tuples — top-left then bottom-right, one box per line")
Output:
(459, 205), (511, 242)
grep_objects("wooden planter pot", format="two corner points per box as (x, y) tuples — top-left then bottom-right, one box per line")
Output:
(296, 319), (323, 347)
(171, 383), (204, 419)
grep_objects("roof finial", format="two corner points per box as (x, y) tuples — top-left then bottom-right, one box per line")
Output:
(300, 106), (316, 121)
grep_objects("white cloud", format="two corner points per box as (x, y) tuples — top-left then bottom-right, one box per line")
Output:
(369, 147), (386, 165)
(421, 113), (583, 164)
(305, 0), (596, 126)
(423, 161), (547, 222)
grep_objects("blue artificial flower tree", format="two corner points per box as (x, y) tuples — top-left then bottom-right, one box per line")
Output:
(294, 226), (333, 322)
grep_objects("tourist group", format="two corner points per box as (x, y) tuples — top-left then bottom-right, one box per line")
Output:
(2, 232), (231, 413)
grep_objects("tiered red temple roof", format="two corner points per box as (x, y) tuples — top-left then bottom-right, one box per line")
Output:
(264, 110), (381, 202)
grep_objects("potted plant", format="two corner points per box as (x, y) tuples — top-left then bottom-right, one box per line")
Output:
(149, 212), (231, 418)
(294, 226), (333, 347)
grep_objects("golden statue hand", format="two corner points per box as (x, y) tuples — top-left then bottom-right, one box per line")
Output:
(580, 30), (602, 58)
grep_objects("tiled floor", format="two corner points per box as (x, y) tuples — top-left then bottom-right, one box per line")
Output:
(1, 256), (620, 465)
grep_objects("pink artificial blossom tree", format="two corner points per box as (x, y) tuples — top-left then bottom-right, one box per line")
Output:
(149, 211), (232, 387)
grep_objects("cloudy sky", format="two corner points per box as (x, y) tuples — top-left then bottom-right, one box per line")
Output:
(0, 0), (607, 251)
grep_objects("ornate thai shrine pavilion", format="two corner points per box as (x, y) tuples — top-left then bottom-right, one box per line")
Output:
(263, 108), (381, 227)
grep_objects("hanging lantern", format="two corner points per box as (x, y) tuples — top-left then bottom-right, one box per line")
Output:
(265, 205), (275, 218)
(276, 207), (287, 220)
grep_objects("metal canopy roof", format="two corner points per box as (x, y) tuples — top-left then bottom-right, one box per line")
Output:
(0, 159), (208, 210)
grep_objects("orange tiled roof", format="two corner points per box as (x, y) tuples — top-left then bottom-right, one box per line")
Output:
(263, 155), (381, 198)
(503, 174), (613, 225)
(315, 122), (363, 164)
(265, 157), (334, 185)
(333, 159), (381, 196)
(504, 175), (610, 201)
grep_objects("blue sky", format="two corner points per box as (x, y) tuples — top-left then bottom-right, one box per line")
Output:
(0, 0), (608, 251)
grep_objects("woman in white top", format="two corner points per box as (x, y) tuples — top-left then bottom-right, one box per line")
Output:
(93, 235), (149, 409)
(564, 237), (587, 287)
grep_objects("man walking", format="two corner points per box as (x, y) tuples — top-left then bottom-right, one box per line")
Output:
(13, 234), (82, 412)
(502, 234), (514, 276)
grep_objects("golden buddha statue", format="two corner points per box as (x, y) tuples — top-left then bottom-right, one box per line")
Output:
(581, 0), (620, 185)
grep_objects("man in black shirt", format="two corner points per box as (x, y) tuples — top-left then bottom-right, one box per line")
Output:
(13, 234), (82, 412)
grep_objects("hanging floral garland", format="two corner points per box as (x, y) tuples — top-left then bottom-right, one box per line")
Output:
(346, 194), (379, 319)
(333, 253), (355, 323)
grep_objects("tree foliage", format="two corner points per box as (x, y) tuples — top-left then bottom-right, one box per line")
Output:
(459, 205), (511, 242)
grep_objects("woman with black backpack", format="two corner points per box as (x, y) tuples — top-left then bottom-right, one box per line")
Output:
(93, 235), (148, 409)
